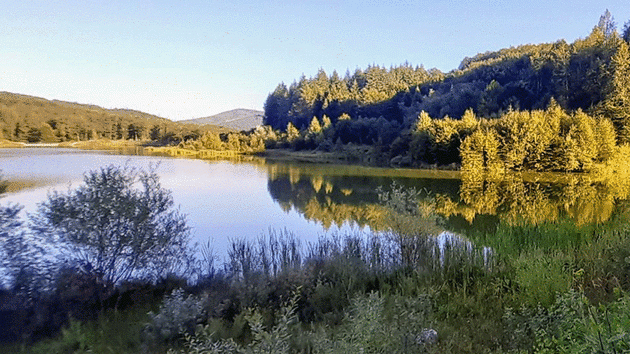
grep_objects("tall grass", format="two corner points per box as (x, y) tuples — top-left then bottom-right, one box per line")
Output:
(11, 199), (630, 353)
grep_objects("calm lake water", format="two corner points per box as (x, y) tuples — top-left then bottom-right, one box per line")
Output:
(2, 147), (628, 260)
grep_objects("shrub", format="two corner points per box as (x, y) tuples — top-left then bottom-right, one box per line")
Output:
(33, 164), (192, 285)
(504, 289), (630, 353)
(513, 249), (573, 307)
(171, 295), (299, 354)
(311, 292), (434, 353)
(145, 289), (206, 342)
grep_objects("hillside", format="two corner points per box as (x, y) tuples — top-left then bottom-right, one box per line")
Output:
(0, 92), (226, 143)
(181, 109), (264, 131)
(259, 15), (630, 172)
(265, 15), (630, 133)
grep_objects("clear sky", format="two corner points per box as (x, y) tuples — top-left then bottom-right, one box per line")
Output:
(1, 1), (629, 121)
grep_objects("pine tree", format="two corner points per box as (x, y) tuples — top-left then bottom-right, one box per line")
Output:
(14, 122), (23, 140)
(321, 115), (332, 130)
(595, 118), (617, 161)
(307, 116), (322, 135)
(200, 132), (224, 150)
(460, 130), (485, 173)
(570, 109), (597, 171)
(414, 111), (433, 133)
(115, 122), (123, 140)
(601, 41), (630, 143)
(150, 125), (161, 141)
(264, 83), (291, 130)
(623, 20), (630, 43)
(597, 9), (617, 38)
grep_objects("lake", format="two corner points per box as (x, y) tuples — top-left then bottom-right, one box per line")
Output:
(2, 147), (629, 262)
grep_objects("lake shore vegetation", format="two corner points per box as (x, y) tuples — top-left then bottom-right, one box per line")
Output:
(2, 166), (630, 353)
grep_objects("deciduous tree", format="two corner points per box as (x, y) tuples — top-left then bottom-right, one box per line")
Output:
(34, 165), (191, 284)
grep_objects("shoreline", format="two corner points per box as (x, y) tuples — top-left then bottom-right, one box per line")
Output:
(0, 140), (600, 184)
(0, 139), (146, 149)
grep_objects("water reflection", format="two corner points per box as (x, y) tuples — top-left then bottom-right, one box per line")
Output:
(265, 162), (461, 231)
(4, 148), (630, 258)
(264, 163), (630, 235)
(437, 173), (629, 226)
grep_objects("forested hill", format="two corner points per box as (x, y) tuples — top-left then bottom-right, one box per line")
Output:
(264, 13), (630, 132)
(180, 109), (264, 131)
(0, 92), (222, 143)
(261, 12), (630, 172)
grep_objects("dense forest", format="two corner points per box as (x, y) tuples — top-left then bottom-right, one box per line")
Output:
(263, 11), (630, 172)
(0, 92), (226, 145)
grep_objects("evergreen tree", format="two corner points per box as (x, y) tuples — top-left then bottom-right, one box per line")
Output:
(264, 83), (291, 130)
(597, 9), (617, 38)
(150, 125), (161, 141)
(200, 132), (224, 150)
(286, 122), (299, 143)
(115, 122), (124, 140)
(26, 127), (42, 143)
(307, 116), (322, 136)
(226, 133), (242, 151)
(569, 110), (597, 171)
(623, 20), (630, 43)
(598, 40), (630, 143)
(14, 122), (23, 140)
(321, 115), (332, 130)
(595, 118), (617, 161)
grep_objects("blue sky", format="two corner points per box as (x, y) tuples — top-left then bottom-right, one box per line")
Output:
(1, 1), (629, 121)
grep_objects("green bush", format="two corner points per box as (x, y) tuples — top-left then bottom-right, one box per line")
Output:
(513, 249), (574, 307)
(145, 289), (206, 343)
(172, 295), (299, 354)
(504, 289), (630, 353)
(311, 292), (434, 354)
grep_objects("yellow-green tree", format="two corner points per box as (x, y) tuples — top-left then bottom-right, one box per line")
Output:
(226, 133), (242, 151)
(307, 116), (322, 135)
(460, 129), (502, 175)
(497, 109), (534, 170)
(458, 108), (479, 132)
(200, 132), (224, 150)
(568, 109), (597, 171)
(286, 122), (300, 143)
(321, 115), (332, 130)
(595, 118), (617, 161)
(40, 123), (57, 142)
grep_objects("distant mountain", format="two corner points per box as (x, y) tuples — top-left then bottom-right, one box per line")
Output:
(182, 109), (264, 131)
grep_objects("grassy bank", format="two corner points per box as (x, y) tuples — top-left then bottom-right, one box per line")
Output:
(263, 148), (350, 164)
(0, 139), (24, 148)
(3, 161), (630, 354)
(5, 209), (630, 353)
(60, 139), (146, 150)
